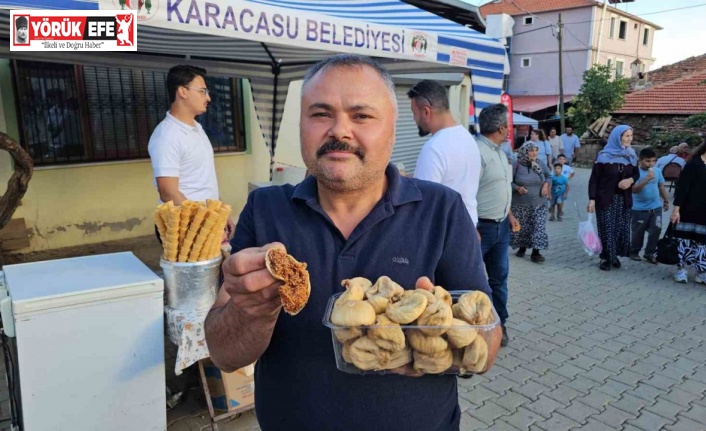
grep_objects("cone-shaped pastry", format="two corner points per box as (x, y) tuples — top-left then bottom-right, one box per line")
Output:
(165, 206), (181, 261)
(184, 206), (209, 243)
(188, 228), (210, 262)
(159, 201), (172, 229)
(177, 240), (194, 263)
(206, 199), (222, 212)
(198, 232), (217, 261)
(208, 205), (232, 259)
(154, 208), (167, 245)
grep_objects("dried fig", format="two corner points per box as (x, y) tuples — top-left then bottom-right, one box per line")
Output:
(432, 286), (452, 307)
(335, 277), (370, 307)
(349, 336), (391, 371)
(407, 329), (448, 354)
(342, 341), (355, 363)
(462, 335), (489, 373)
(453, 291), (493, 325)
(417, 300), (453, 336)
(445, 318), (478, 348)
(381, 345), (413, 370)
(366, 295), (389, 314)
(334, 327), (363, 344)
(331, 300), (376, 327)
(414, 288), (436, 305)
(413, 348), (453, 374)
(368, 314), (405, 352)
(386, 291), (428, 324)
(366, 276), (404, 300)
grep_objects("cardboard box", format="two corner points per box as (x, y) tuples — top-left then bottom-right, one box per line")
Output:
(201, 359), (255, 413)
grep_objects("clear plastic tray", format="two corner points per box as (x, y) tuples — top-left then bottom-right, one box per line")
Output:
(322, 290), (500, 376)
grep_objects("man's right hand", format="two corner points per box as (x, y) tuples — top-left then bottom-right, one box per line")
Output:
(646, 168), (655, 180)
(221, 242), (284, 318)
(587, 200), (596, 213)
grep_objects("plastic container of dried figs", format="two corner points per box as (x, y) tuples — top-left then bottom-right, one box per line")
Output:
(322, 290), (500, 376)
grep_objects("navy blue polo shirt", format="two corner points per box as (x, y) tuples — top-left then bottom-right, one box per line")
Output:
(231, 164), (490, 431)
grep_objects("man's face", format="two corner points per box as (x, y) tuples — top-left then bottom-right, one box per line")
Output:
(678, 144), (689, 153)
(557, 156), (566, 165)
(16, 26), (27, 41)
(639, 157), (656, 170)
(566, 127), (573, 135)
(410, 97), (431, 137)
(182, 75), (210, 116)
(549, 129), (556, 137)
(300, 65), (396, 193)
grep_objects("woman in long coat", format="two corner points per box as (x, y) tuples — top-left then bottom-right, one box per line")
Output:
(671, 141), (706, 284)
(587, 125), (639, 271)
(511, 142), (551, 263)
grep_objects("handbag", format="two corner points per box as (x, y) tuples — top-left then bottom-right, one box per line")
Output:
(656, 223), (679, 265)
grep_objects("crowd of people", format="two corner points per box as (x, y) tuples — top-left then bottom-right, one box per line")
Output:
(147, 55), (704, 430)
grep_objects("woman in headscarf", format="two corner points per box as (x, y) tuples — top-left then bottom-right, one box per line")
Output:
(511, 141), (551, 263)
(670, 141), (706, 284)
(587, 125), (640, 271)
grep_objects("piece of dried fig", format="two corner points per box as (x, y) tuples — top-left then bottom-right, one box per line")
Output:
(407, 329), (448, 354)
(331, 300), (376, 327)
(413, 348), (453, 374)
(462, 335), (489, 373)
(366, 295), (389, 314)
(453, 291), (493, 325)
(349, 336), (391, 371)
(381, 345), (413, 370)
(366, 276), (404, 300)
(335, 277), (370, 308)
(334, 327), (364, 344)
(445, 318), (478, 348)
(386, 291), (428, 324)
(432, 285), (452, 307)
(368, 314), (405, 352)
(417, 300), (453, 336)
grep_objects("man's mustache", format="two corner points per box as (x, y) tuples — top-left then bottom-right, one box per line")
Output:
(316, 140), (365, 160)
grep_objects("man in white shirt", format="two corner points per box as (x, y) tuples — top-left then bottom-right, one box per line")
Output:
(547, 127), (563, 161)
(560, 126), (581, 165)
(148, 65), (233, 239)
(409, 80), (481, 225)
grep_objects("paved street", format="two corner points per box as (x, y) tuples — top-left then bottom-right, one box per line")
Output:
(458, 167), (706, 430)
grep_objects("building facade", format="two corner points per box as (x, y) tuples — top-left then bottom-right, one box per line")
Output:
(481, 0), (661, 116)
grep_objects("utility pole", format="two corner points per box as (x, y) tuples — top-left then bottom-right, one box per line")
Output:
(558, 13), (565, 134)
(594, 0), (609, 64)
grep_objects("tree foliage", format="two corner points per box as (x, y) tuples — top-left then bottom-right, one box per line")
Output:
(646, 130), (704, 150)
(684, 112), (706, 129)
(566, 65), (629, 135)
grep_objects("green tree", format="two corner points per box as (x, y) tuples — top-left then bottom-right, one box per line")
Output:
(684, 112), (706, 129)
(566, 65), (629, 135)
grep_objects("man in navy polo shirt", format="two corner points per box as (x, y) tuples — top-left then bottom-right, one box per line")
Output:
(205, 54), (501, 431)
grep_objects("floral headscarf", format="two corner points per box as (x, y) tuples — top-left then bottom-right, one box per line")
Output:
(517, 142), (545, 181)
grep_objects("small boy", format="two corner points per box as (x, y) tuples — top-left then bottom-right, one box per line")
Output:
(555, 154), (574, 217)
(630, 148), (670, 264)
(549, 163), (568, 221)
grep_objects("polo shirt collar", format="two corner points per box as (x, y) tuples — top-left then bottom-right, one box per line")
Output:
(292, 163), (422, 207)
(477, 134), (502, 151)
(165, 111), (201, 134)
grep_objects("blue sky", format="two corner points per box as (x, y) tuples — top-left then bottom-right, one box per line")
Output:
(464, 0), (706, 69)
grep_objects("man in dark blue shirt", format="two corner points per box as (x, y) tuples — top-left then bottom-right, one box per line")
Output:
(205, 54), (500, 431)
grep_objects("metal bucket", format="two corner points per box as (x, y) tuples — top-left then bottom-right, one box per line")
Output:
(160, 256), (222, 315)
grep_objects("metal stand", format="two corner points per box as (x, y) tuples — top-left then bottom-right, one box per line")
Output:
(197, 361), (254, 431)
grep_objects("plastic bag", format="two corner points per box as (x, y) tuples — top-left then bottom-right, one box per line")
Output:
(577, 210), (602, 257)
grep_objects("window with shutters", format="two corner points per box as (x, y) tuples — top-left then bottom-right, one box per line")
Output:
(12, 60), (246, 166)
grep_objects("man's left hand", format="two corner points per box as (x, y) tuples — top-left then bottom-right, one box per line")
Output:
(224, 217), (235, 241)
(663, 201), (670, 211)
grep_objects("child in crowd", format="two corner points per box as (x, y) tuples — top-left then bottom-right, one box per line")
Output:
(554, 154), (574, 217)
(549, 163), (568, 221)
(630, 148), (670, 264)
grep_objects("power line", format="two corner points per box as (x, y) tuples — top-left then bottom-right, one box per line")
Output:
(562, 3), (706, 25)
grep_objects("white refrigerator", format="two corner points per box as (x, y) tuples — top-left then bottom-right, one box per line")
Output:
(0, 252), (166, 430)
